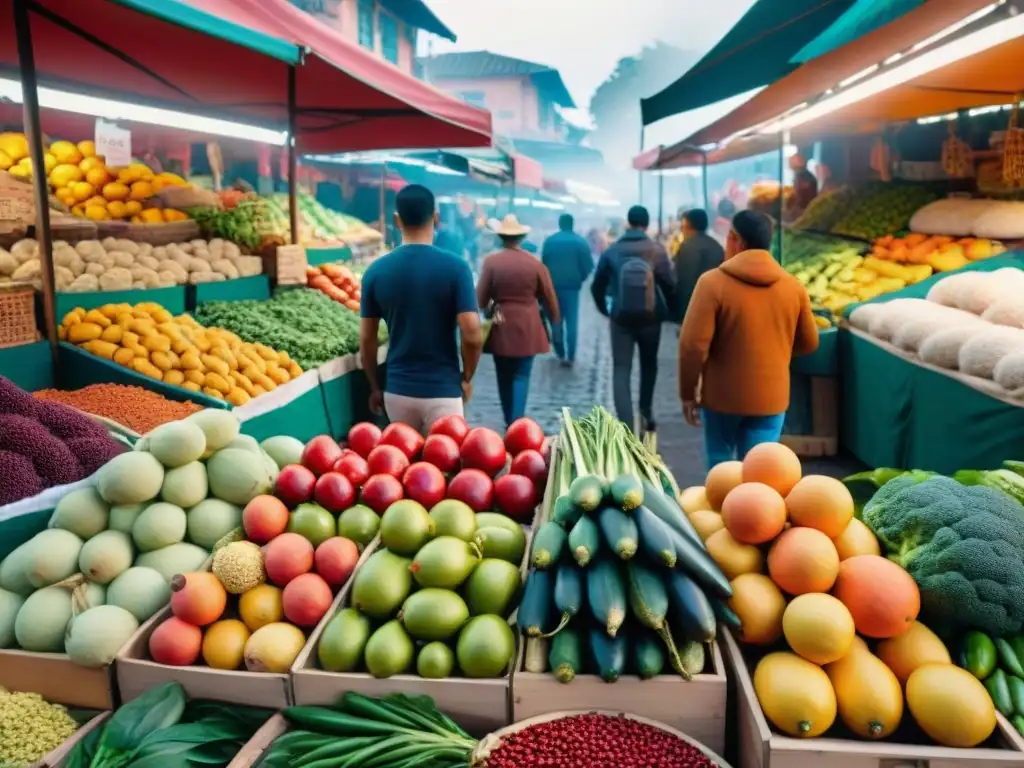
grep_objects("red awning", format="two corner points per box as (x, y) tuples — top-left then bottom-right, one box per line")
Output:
(512, 154), (543, 189)
(632, 145), (665, 171)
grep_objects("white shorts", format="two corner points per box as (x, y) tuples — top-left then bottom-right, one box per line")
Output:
(383, 393), (464, 435)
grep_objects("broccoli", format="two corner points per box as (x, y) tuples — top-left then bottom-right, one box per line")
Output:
(863, 474), (1024, 636)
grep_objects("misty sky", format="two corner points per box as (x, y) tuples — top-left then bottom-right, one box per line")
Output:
(420, 0), (759, 142)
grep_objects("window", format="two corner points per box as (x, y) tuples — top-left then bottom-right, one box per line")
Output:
(458, 91), (486, 108)
(497, 110), (516, 120)
(380, 12), (398, 64)
(403, 22), (417, 47)
(414, 58), (425, 80)
(357, 0), (375, 50)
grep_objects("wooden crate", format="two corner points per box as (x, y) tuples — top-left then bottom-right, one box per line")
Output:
(723, 630), (1024, 768)
(34, 712), (110, 768)
(225, 713), (290, 768)
(782, 376), (838, 458)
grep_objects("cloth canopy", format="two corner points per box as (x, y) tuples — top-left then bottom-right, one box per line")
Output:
(633, 135), (783, 171)
(791, 0), (924, 63)
(640, 0), (856, 126)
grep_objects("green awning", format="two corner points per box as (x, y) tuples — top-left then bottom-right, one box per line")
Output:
(792, 0), (924, 62)
(640, 0), (855, 126)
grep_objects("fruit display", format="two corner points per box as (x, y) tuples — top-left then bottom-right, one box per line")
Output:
(305, 263), (362, 312)
(830, 184), (938, 240)
(792, 186), (856, 231)
(33, 383), (203, 435)
(0, 688), (79, 766)
(775, 228), (868, 266)
(194, 288), (384, 370)
(59, 301), (302, 404)
(0, 133), (189, 223)
(870, 233), (1004, 273)
(65, 682), (269, 767)
(848, 269), (1024, 393)
(959, 629), (1024, 737)
(261, 193), (383, 247)
(518, 407), (723, 683)
(0, 376), (128, 504)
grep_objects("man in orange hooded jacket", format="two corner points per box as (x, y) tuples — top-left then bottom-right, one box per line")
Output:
(678, 209), (819, 468)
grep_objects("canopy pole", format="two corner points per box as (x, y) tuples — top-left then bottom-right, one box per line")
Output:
(287, 65), (299, 246)
(775, 129), (789, 263)
(14, 0), (57, 363)
(510, 179), (516, 213)
(378, 161), (386, 242)
(701, 154), (709, 213)
(638, 125), (645, 204)
(657, 172), (664, 236)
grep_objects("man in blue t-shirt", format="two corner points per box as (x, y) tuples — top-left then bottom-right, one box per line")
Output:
(359, 185), (483, 434)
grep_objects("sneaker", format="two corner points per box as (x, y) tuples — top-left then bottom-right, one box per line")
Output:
(559, 359), (572, 369)
(641, 416), (657, 433)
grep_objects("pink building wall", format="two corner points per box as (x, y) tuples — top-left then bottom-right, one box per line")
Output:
(429, 76), (557, 139)
(301, 0), (416, 75)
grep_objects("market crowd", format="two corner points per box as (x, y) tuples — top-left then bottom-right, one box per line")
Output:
(359, 183), (818, 468)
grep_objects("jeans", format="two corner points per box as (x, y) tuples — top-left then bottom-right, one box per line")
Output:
(610, 322), (661, 432)
(552, 289), (581, 362)
(493, 355), (535, 427)
(702, 410), (786, 469)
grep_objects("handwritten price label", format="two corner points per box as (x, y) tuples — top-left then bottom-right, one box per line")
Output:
(95, 119), (132, 168)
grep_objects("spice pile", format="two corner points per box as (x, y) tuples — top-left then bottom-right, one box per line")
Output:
(0, 688), (78, 767)
(33, 384), (202, 435)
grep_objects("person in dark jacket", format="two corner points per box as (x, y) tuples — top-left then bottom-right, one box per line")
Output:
(674, 209), (724, 322)
(542, 214), (594, 367)
(591, 205), (676, 434)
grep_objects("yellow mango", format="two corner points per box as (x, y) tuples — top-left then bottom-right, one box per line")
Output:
(239, 350), (266, 374)
(230, 373), (257, 397)
(83, 309), (111, 328)
(287, 361), (303, 378)
(116, 313), (134, 328)
(142, 334), (171, 354)
(61, 309), (84, 327)
(130, 358), (163, 379)
(254, 343), (277, 362)
(928, 251), (969, 272)
(150, 307), (172, 324)
(204, 372), (231, 395)
(100, 325), (123, 344)
(203, 387), (226, 400)
(182, 381), (201, 393)
(68, 322), (103, 344)
(58, 326), (67, 341)
(226, 388), (251, 407)
(171, 338), (194, 356)
(250, 371), (276, 391)
(179, 351), (203, 371)
(82, 340), (118, 359)
(150, 351), (174, 372)
(201, 354), (229, 377)
(113, 347), (135, 366)
(163, 370), (185, 386)
(184, 369), (205, 386)
(266, 364), (290, 385)
(98, 304), (122, 320)
(251, 385), (267, 397)
(192, 335), (212, 353)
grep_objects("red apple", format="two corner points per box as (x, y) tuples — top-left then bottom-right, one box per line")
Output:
(360, 473), (404, 515)
(460, 427), (507, 477)
(505, 417), (545, 456)
(313, 472), (356, 513)
(302, 435), (343, 476)
(275, 464), (317, 508)
(333, 452), (370, 487)
(510, 449), (548, 491)
(380, 422), (425, 459)
(494, 474), (537, 521)
(347, 422), (382, 458)
(367, 444), (410, 478)
(429, 414), (470, 445)
(422, 433), (461, 473)
(447, 468), (494, 512)
(402, 462), (447, 509)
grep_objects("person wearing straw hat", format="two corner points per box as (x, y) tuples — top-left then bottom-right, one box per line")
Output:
(477, 213), (561, 427)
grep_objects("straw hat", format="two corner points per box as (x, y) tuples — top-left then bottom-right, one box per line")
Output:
(488, 213), (531, 237)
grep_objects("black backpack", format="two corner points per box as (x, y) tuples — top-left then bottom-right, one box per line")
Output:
(612, 248), (656, 324)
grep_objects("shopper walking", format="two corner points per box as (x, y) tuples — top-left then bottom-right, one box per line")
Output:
(359, 184), (483, 435)
(591, 205), (676, 434)
(542, 214), (594, 367)
(477, 214), (560, 427)
(674, 209), (724, 323)
(678, 209), (819, 468)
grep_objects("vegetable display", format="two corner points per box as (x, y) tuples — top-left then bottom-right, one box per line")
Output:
(305, 263), (362, 312)
(195, 288), (384, 370)
(829, 184), (939, 241)
(0, 688), (79, 766)
(871, 233), (1004, 273)
(60, 301), (302, 405)
(65, 682), (269, 768)
(34, 384), (203, 435)
(959, 628), (1024, 736)
(0, 375), (128, 504)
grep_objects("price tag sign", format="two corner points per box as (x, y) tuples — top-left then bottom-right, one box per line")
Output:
(95, 119), (132, 167)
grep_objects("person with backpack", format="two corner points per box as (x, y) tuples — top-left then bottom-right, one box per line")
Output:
(591, 205), (676, 434)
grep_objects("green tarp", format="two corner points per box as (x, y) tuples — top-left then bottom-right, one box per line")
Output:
(0, 342), (54, 392)
(307, 247), (353, 267)
(792, 0), (924, 63)
(55, 286), (187, 319)
(793, 327), (838, 376)
(193, 275), (271, 304)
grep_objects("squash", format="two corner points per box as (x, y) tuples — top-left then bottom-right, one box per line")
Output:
(825, 637), (903, 739)
(754, 652), (836, 738)
(906, 663), (996, 747)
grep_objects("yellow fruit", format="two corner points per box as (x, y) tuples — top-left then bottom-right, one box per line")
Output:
(49, 140), (82, 165)
(729, 573), (786, 645)
(84, 204), (109, 221)
(130, 181), (155, 200)
(124, 200), (143, 216)
(84, 196), (108, 209)
(140, 208), (164, 224)
(238, 584), (284, 631)
(71, 204), (86, 217)
(106, 200), (128, 219)
(77, 140), (96, 158)
(783, 593), (855, 665)
(876, 621), (952, 686)
(85, 167), (110, 188)
(825, 638), (903, 739)
(162, 208), (188, 222)
(102, 181), (130, 201)
(905, 663), (996, 747)
(59, 194), (77, 207)
(754, 652), (837, 738)
(201, 619), (250, 671)
(831, 517), (880, 560)
(0, 133), (29, 162)
(43, 153), (57, 174)
(678, 486), (712, 515)
(0, 151), (11, 170)
(706, 528), (763, 580)
(70, 181), (94, 202)
(50, 163), (84, 187)
(243, 622), (305, 673)
(689, 509), (724, 541)
(79, 156), (103, 173)
(8, 164), (30, 180)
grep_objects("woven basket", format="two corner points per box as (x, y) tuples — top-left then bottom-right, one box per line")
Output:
(0, 284), (39, 348)
(471, 711), (732, 767)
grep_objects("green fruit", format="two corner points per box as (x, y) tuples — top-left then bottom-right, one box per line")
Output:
(380, 500), (434, 556)
(106, 567), (170, 622)
(351, 550), (413, 619)
(400, 589), (469, 641)
(186, 499), (243, 550)
(476, 526), (526, 565)
(364, 620), (414, 679)
(429, 500), (478, 541)
(78, 530), (133, 584)
(51, 487), (109, 540)
(261, 436), (305, 470)
(132, 502), (187, 552)
(147, 420), (207, 467)
(66, 605), (139, 668)
(0, 588), (25, 648)
(288, 503), (336, 547)
(317, 608), (371, 672)
(15, 586), (72, 652)
(417, 642), (454, 679)
(962, 631), (997, 679)
(410, 536), (480, 589)
(456, 614), (515, 678)
(474, 513), (522, 535)
(337, 505), (380, 549)
(465, 559), (521, 617)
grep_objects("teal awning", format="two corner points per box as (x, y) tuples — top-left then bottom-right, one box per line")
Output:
(640, 0), (855, 126)
(792, 0), (924, 62)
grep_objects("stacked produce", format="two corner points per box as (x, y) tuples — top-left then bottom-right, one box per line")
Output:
(793, 186), (856, 231)
(775, 228), (868, 266)
(519, 407), (723, 684)
(870, 233), (1004, 273)
(195, 288), (384, 370)
(262, 193), (382, 246)
(308, 417), (548, 680)
(830, 184), (938, 240)
(66, 682), (269, 767)
(0, 688), (79, 767)
(33, 383), (203, 435)
(0, 376), (127, 504)
(261, 692), (476, 767)
(0, 133), (189, 223)
(190, 199), (268, 252)
(305, 263), (362, 312)
(60, 301), (302, 404)
(4, 236), (262, 293)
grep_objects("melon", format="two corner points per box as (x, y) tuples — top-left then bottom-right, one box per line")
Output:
(721, 482), (787, 544)
(185, 409), (240, 453)
(832, 555), (920, 639)
(107, 567), (171, 621)
(225, 434), (262, 454)
(0, 587), (25, 648)
(51, 487), (109, 540)
(108, 504), (145, 534)
(261, 436), (305, 469)
(161, 461), (209, 509)
(79, 530), (134, 584)
(66, 605), (139, 668)
(15, 586), (73, 652)
(147, 420), (207, 468)
(134, 542), (209, 583)
(207, 448), (275, 505)
(83, 581), (106, 608)
(0, 544), (34, 596)
(133, 502), (187, 551)
(785, 476), (854, 538)
(186, 499), (242, 550)
(767, 527), (839, 596)
(743, 443), (802, 496)
(96, 451), (165, 505)
(22, 529), (84, 588)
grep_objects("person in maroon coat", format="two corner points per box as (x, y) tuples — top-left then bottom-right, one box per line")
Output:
(477, 214), (561, 427)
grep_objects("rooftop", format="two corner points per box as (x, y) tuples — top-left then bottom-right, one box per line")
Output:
(421, 50), (576, 108)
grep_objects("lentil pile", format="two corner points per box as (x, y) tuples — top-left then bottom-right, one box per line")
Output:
(0, 689), (78, 766)
(33, 384), (202, 434)
(478, 714), (719, 768)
